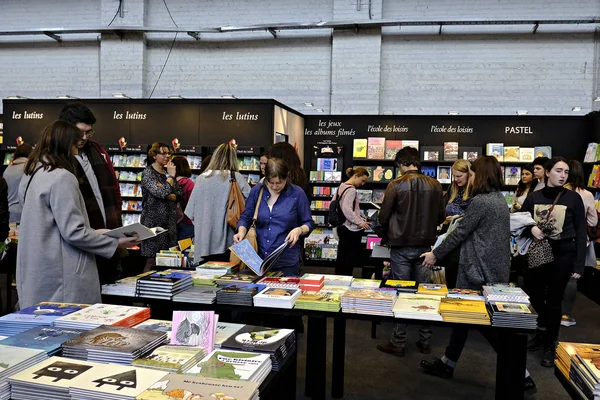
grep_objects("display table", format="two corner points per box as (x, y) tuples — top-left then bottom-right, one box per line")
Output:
(102, 294), (535, 400)
(554, 366), (583, 399)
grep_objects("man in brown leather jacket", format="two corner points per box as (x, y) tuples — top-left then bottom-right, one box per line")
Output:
(377, 146), (445, 357)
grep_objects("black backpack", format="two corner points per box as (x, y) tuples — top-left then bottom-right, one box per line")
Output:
(328, 186), (356, 228)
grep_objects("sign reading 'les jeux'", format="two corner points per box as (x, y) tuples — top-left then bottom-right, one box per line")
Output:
(304, 119), (357, 137)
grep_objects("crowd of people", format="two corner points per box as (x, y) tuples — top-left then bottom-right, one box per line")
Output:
(2, 102), (593, 393)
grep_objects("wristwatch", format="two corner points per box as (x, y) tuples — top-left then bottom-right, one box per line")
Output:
(165, 173), (173, 179)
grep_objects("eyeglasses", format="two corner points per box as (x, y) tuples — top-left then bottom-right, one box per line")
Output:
(81, 128), (94, 138)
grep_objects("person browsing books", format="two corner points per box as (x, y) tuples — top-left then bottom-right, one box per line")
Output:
(234, 158), (313, 276)
(140, 142), (184, 271)
(16, 120), (139, 309)
(335, 167), (371, 276)
(512, 163), (538, 212)
(521, 157), (586, 367)
(170, 156), (195, 241)
(2, 143), (32, 224)
(419, 156), (536, 392)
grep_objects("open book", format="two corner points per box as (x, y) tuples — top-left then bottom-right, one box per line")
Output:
(102, 223), (167, 241)
(230, 239), (287, 276)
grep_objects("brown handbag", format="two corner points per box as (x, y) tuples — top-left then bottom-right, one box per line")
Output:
(230, 187), (264, 267)
(226, 171), (246, 230)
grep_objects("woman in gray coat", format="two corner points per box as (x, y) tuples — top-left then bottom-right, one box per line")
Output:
(419, 156), (536, 392)
(185, 142), (251, 262)
(17, 120), (138, 309)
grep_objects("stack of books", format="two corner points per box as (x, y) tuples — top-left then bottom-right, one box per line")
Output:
(487, 302), (537, 329)
(101, 271), (154, 297)
(220, 325), (296, 371)
(482, 285), (529, 304)
(215, 322), (246, 349)
(216, 283), (266, 306)
(183, 349), (272, 385)
(136, 374), (260, 400)
(322, 274), (353, 287)
(132, 345), (206, 373)
(0, 346), (48, 400)
(132, 319), (173, 341)
(195, 261), (238, 277)
(136, 270), (193, 300)
(556, 342), (600, 399)
(256, 276), (301, 288)
(0, 326), (84, 356)
(381, 280), (418, 293)
(170, 311), (218, 352)
(295, 291), (342, 312)
(392, 293), (443, 321)
(62, 325), (167, 365)
(341, 288), (397, 316)
(447, 288), (485, 301)
(0, 302), (89, 337)
(214, 273), (257, 287)
(172, 286), (218, 304)
(350, 278), (382, 289)
(439, 298), (490, 325)
(68, 363), (168, 400)
(299, 273), (325, 292)
(189, 271), (218, 287)
(253, 287), (302, 309)
(8, 356), (97, 400)
(417, 283), (449, 297)
(53, 304), (150, 331)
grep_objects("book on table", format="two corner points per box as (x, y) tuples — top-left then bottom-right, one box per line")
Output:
(230, 239), (287, 276)
(102, 223), (167, 241)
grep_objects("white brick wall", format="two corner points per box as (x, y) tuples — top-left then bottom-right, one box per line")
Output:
(0, 0), (598, 115)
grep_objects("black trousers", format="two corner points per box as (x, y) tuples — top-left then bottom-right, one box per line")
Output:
(445, 325), (499, 363)
(524, 239), (575, 346)
(335, 225), (364, 276)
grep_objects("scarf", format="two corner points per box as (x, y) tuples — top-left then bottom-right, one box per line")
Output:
(77, 141), (122, 229)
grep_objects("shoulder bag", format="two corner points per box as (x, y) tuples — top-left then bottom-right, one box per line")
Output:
(226, 171), (246, 230)
(526, 191), (562, 269)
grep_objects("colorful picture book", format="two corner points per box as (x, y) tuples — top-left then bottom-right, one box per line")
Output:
(0, 326), (84, 356)
(367, 137), (385, 159)
(131, 345), (206, 372)
(520, 147), (535, 162)
(504, 166), (521, 185)
(353, 139), (367, 159)
(443, 142), (458, 161)
(503, 146), (520, 162)
(170, 311), (218, 352)
(486, 143), (504, 161)
(436, 166), (452, 184)
(229, 239), (288, 276)
(53, 304), (150, 331)
(184, 349), (271, 383)
(534, 146), (552, 158)
(384, 140), (403, 160)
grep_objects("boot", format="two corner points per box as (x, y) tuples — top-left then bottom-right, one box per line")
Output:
(541, 345), (556, 367)
(420, 357), (454, 379)
(527, 330), (545, 351)
(524, 376), (537, 393)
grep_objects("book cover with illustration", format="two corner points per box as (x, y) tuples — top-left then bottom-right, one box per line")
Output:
(184, 349), (270, 380)
(384, 140), (403, 160)
(0, 345), (47, 375)
(463, 151), (479, 163)
(133, 319), (173, 340)
(0, 326), (84, 354)
(220, 325), (294, 353)
(519, 147), (535, 162)
(417, 283), (449, 296)
(402, 140), (419, 150)
(372, 189), (385, 204)
(534, 146), (552, 158)
(372, 166), (394, 182)
(0, 302), (89, 325)
(131, 345), (206, 371)
(8, 356), (97, 388)
(135, 373), (259, 400)
(443, 142), (459, 161)
(393, 293), (443, 319)
(170, 311), (217, 351)
(504, 166), (521, 185)
(353, 139), (367, 159)
(63, 325), (165, 354)
(357, 189), (373, 203)
(424, 151), (439, 161)
(584, 143), (598, 163)
(215, 323), (246, 347)
(503, 146), (520, 162)
(367, 137), (386, 159)
(421, 166), (436, 178)
(53, 304), (149, 327)
(486, 143), (504, 161)
(436, 166), (452, 184)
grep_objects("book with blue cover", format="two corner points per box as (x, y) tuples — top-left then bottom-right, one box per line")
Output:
(0, 326), (84, 356)
(0, 302), (89, 324)
(138, 270), (192, 285)
(230, 239), (287, 276)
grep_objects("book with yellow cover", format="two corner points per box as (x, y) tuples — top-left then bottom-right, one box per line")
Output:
(439, 298), (488, 315)
(417, 283), (448, 297)
(353, 139), (368, 159)
(575, 346), (600, 382)
(495, 302), (531, 313)
(382, 280), (418, 293)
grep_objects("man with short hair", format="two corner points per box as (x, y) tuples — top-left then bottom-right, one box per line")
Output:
(377, 147), (445, 356)
(59, 103), (123, 284)
(532, 156), (549, 191)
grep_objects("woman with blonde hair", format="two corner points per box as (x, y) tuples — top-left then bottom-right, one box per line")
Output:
(334, 167), (371, 275)
(445, 159), (472, 217)
(185, 142), (251, 262)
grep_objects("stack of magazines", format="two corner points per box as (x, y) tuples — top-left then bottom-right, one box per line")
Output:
(253, 287), (302, 309)
(487, 302), (537, 329)
(220, 325), (296, 371)
(295, 291), (341, 312)
(341, 288), (396, 316)
(173, 286), (218, 304)
(0, 302), (88, 337)
(53, 304), (150, 331)
(482, 285), (529, 304)
(136, 270), (193, 300)
(62, 325), (166, 365)
(555, 341), (600, 399)
(183, 349), (272, 385)
(101, 271), (154, 297)
(0, 346), (48, 400)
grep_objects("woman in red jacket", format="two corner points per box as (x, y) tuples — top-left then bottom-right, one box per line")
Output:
(171, 156), (195, 241)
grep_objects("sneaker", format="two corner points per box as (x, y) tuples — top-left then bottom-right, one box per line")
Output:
(416, 340), (431, 354)
(524, 376), (537, 393)
(541, 346), (555, 368)
(420, 357), (454, 379)
(527, 331), (545, 351)
(376, 341), (405, 357)
(560, 315), (576, 327)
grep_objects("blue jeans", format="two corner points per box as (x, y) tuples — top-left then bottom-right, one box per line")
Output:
(390, 246), (433, 346)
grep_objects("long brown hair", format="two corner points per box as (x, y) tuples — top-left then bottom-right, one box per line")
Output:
(25, 120), (81, 175)
(471, 156), (503, 196)
(267, 142), (307, 188)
